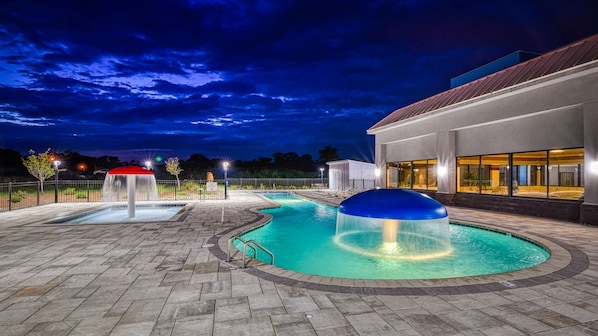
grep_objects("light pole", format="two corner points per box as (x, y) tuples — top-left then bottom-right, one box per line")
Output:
(145, 160), (152, 170)
(223, 161), (229, 199)
(54, 160), (61, 203)
(319, 167), (324, 187)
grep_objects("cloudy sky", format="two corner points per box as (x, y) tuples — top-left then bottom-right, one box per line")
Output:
(1, 0), (597, 163)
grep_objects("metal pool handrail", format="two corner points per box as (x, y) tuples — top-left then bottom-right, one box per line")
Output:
(228, 235), (275, 268)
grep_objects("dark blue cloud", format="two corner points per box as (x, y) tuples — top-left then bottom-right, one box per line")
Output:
(0, 0), (597, 162)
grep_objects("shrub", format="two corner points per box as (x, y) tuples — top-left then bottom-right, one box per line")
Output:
(183, 181), (199, 192)
(64, 187), (77, 195)
(10, 190), (27, 203)
(157, 184), (167, 194)
(76, 191), (87, 199)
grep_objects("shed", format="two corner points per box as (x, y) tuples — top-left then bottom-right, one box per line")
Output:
(327, 160), (376, 191)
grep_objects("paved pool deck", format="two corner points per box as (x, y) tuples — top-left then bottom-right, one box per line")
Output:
(0, 190), (597, 335)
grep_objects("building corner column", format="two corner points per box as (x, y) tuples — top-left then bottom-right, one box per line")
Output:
(582, 102), (598, 225)
(436, 131), (456, 205)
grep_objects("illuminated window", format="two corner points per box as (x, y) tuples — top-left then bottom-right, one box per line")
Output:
(480, 154), (509, 195)
(387, 162), (399, 188)
(427, 159), (438, 191)
(512, 151), (547, 198)
(412, 160), (427, 189)
(398, 162), (412, 188)
(457, 156), (480, 193)
(548, 148), (584, 200)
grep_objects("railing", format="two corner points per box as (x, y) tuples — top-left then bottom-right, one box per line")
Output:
(0, 178), (327, 212)
(227, 235), (275, 267)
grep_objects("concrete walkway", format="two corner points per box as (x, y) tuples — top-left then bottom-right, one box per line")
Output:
(0, 190), (597, 335)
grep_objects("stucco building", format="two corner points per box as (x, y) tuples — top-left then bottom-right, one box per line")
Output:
(368, 35), (598, 225)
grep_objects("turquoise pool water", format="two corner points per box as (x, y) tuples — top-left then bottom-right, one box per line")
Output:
(238, 192), (550, 280)
(52, 204), (185, 224)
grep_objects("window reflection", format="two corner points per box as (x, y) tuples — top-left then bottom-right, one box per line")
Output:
(481, 154), (509, 195)
(548, 148), (584, 200)
(512, 151), (548, 198)
(457, 156), (480, 193)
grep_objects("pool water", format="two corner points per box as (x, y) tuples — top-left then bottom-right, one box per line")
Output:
(52, 204), (185, 224)
(238, 192), (549, 280)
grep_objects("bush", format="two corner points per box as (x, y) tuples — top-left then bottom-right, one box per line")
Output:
(64, 187), (76, 195)
(10, 190), (27, 203)
(157, 184), (168, 194)
(182, 181), (200, 191)
(76, 191), (87, 199)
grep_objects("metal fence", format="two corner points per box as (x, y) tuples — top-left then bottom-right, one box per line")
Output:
(0, 178), (328, 212)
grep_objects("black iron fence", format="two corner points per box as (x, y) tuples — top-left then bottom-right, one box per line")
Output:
(0, 178), (328, 212)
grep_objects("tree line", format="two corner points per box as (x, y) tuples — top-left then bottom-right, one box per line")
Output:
(0, 146), (342, 182)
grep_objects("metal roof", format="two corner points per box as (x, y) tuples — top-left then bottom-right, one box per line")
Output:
(369, 34), (598, 131)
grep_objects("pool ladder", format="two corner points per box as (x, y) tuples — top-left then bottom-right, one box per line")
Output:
(227, 235), (275, 268)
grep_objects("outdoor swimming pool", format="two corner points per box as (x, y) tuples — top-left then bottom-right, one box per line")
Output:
(236, 192), (550, 280)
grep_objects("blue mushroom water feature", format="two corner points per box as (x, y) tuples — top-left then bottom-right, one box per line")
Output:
(335, 189), (453, 260)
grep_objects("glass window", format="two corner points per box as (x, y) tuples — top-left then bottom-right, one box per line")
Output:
(457, 156), (480, 193)
(512, 151), (547, 198)
(398, 162), (412, 188)
(427, 159), (438, 190)
(386, 162), (399, 188)
(548, 148), (584, 200)
(480, 154), (509, 195)
(412, 160), (427, 190)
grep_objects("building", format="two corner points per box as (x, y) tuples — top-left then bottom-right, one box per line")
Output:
(327, 159), (376, 191)
(367, 34), (598, 225)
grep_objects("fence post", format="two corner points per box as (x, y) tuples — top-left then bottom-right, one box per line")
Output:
(174, 181), (177, 201)
(37, 181), (40, 206)
(87, 180), (90, 202)
(8, 182), (12, 211)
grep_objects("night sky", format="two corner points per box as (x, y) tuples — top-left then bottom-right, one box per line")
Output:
(1, 1), (597, 163)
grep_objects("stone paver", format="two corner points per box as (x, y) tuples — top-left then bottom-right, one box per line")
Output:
(0, 190), (597, 335)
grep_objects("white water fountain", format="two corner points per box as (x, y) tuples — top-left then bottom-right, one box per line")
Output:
(102, 166), (159, 218)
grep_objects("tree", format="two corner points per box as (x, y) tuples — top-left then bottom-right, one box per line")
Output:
(165, 157), (183, 188)
(21, 148), (55, 192)
(318, 146), (341, 165)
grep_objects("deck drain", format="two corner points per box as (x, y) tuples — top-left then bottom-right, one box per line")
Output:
(499, 281), (517, 288)
(202, 244), (214, 248)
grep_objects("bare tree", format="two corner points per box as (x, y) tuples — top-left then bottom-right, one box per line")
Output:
(21, 148), (55, 192)
(165, 157), (183, 189)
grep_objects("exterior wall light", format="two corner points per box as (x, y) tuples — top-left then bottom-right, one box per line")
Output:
(437, 165), (448, 177)
(590, 161), (598, 175)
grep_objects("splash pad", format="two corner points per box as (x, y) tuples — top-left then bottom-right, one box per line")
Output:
(101, 166), (159, 218)
(335, 189), (452, 260)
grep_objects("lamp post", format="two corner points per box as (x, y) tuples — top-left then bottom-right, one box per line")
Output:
(319, 167), (324, 187)
(223, 161), (229, 199)
(145, 160), (152, 170)
(54, 160), (61, 203)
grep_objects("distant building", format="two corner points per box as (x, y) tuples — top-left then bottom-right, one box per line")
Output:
(368, 35), (598, 225)
(327, 160), (376, 191)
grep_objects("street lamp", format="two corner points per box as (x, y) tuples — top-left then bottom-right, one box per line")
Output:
(145, 160), (152, 170)
(54, 160), (61, 203)
(223, 161), (229, 199)
(319, 167), (324, 187)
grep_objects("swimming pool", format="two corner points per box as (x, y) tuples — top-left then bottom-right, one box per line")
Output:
(236, 192), (550, 280)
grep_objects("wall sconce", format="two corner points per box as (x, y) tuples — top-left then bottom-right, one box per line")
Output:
(590, 161), (598, 175)
(437, 165), (447, 177)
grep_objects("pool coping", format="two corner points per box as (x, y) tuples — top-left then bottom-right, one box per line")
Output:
(209, 195), (589, 295)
